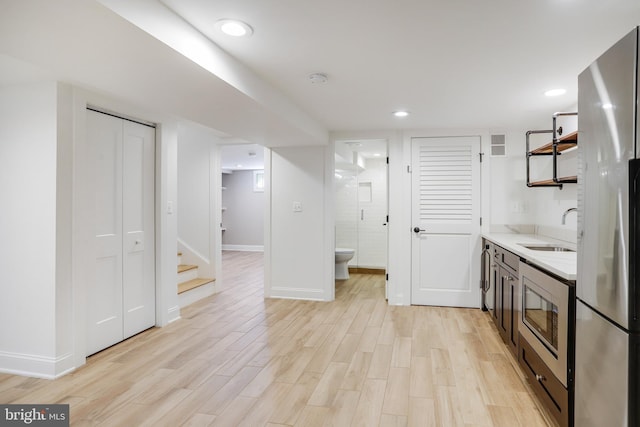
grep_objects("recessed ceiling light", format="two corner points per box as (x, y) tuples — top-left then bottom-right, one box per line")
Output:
(216, 19), (253, 37)
(393, 111), (409, 117)
(236, 163), (243, 168)
(602, 103), (614, 110)
(544, 88), (566, 97)
(374, 153), (381, 157)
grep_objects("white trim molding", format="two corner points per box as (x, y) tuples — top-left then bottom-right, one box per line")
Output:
(0, 351), (75, 379)
(221, 244), (264, 252)
(269, 287), (326, 301)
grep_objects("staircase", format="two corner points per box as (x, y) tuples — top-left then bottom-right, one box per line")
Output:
(177, 252), (215, 307)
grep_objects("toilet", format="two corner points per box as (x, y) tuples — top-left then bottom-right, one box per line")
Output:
(335, 248), (355, 280)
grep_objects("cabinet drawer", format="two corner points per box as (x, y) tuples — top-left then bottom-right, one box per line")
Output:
(519, 333), (570, 427)
(494, 245), (519, 273)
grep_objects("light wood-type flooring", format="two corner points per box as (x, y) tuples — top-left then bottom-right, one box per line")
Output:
(0, 251), (554, 426)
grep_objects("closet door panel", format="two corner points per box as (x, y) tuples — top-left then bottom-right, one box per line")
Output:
(122, 120), (156, 338)
(87, 110), (124, 356)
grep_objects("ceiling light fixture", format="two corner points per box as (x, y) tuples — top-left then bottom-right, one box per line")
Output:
(544, 88), (566, 97)
(309, 73), (328, 84)
(393, 110), (409, 117)
(216, 19), (253, 37)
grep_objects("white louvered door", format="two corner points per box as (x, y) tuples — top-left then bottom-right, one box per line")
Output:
(410, 136), (481, 307)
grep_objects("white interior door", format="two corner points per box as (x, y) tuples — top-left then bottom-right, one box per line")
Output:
(410, 136), (481, 307)
(87, 110), (155, 355)
(122, 120), (156, 338)
(89, 111), (124, 355)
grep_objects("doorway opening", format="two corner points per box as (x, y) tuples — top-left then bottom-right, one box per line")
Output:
(335, 139), (388, 276)
(220, 144), (266, 283)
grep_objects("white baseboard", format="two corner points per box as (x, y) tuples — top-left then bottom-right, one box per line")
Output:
(221, 244), (264, 252)
(0, 351), (75, 379)
(167, 305), (181, 324)
(268, 286), (325, 301)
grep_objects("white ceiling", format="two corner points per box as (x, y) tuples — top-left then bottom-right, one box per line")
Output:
(2, 1), (640, 144)
(158, 0), (640, 130)
(220, 143), (264, 171)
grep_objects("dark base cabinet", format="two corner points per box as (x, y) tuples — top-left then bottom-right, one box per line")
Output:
(491, 245), (520, 357)
(519, 334), (572, 427)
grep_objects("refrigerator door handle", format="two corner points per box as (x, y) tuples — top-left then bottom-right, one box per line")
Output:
(630, 158), (640, 325)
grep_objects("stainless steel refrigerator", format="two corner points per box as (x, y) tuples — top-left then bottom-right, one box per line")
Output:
(576, 26), (640, 427)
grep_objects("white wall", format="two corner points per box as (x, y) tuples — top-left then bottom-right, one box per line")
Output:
(0, 81), (72, 377)
(55, 83), (74, 374)
(488, 125), (578, 239)
(177, 123), (221, 278)
(221, 170), (264, 250)
(266, 146), (333, 300)
(488, 129), (537, 227)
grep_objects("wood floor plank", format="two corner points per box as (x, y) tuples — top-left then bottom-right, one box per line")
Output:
(0, 251), (552, 427)
(408, 397), (437, 427)
(325, 389), (360, 426)
(306, 361), (348, 406)
(340, 351), (373, 391)
(352, 378), (387, 427)
(382, 367), (410, 416)
(367, 344), (393, 379)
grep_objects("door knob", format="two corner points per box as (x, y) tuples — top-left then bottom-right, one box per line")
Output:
(413, 227), (426, 233)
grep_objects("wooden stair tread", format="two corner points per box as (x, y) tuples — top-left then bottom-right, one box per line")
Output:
(178, 264), (197, 273)
(178, 278), (215, 294)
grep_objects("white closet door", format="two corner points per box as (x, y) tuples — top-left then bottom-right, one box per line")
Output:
(87, 110), (155, 356)
(88, 111), (125, 355)
(122, 120), (155, 338)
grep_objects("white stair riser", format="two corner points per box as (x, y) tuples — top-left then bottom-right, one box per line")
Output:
(178, 268), (198, 283)
(178, 282), (215, 308)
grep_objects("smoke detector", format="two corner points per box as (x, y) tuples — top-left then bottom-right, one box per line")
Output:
(309, 73), (328, 84)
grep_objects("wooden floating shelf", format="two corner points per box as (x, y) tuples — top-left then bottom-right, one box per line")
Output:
(556, 176), (577, 183)
(528, 176), (577, 187)
(528, 179), (562, 187)
(529, 131), (578, 155)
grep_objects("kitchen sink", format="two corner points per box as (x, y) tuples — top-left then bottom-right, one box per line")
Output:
(520, 244), (576, 252)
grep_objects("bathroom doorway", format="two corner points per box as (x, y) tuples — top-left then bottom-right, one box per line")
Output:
(335, 139), (388, 274)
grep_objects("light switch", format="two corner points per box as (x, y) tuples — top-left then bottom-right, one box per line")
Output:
(167, 201), (174, 214)
(293, 201), (303, 212)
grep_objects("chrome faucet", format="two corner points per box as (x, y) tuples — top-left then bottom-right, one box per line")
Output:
(562, 207), (577, 225)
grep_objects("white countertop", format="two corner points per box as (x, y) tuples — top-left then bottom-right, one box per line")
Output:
(482, 232), (577, 281)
